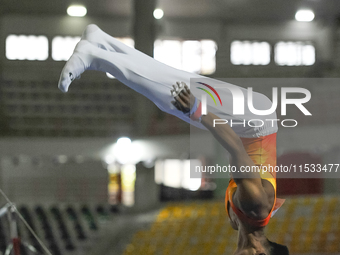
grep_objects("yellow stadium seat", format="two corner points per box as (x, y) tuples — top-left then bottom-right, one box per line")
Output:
(123, 197), (340, 255)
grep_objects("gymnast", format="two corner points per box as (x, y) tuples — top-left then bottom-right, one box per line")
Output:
(58, 24), (288, 255)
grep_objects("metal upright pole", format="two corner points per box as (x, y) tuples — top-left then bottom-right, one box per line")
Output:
(7, 206), (20, 255)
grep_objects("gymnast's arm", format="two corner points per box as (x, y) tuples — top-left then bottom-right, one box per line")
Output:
(173, 83), (272, 217)
(200, 111), (271, 217)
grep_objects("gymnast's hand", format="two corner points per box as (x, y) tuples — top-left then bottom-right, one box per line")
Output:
(171, 82), (196, 114)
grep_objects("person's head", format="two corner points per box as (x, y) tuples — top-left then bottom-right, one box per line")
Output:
(227, 203), (289, 255)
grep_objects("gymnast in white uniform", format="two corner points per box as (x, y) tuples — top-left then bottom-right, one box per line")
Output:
(58, 24), (277, 139)
(58, 25), (289, 255)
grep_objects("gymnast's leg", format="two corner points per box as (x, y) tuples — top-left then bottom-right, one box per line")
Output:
(58, 24), (277, 137)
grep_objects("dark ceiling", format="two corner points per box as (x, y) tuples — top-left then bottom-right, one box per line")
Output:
(1, 0), (340, 23)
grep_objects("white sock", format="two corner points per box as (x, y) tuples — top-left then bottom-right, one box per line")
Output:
(58, 40), (95, 92)
(58, 24), (158, 93)
(58, 38), (157, 94)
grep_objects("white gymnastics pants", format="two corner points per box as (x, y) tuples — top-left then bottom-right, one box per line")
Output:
(58, 24), (278, 138)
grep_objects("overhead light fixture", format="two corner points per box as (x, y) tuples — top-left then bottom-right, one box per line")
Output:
(295, 9), (314, 22)
(67, 5), (87, 17)
(115, 137), (134, 164)
(153, 8), (164, 20)
(117, 137), (132, 147)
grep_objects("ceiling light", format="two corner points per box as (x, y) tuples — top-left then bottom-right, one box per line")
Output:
(295, 10), (314, 22)
(67, 5), (87, 17)
(117, 137), (131, 147)
(153, 8), (164, 20)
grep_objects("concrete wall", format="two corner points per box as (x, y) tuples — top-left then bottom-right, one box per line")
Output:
(0, 15), (131, 81)
(1, 15), (338, 81)
(1, 119), (340, 203)
(1, 14), (340, 202)
(0, 156), (108, 205)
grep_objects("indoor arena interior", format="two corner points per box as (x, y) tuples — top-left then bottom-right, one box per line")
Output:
(1, 0), (340, 254)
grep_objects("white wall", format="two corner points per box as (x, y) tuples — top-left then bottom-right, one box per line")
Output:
(0, 156), (108, 205)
